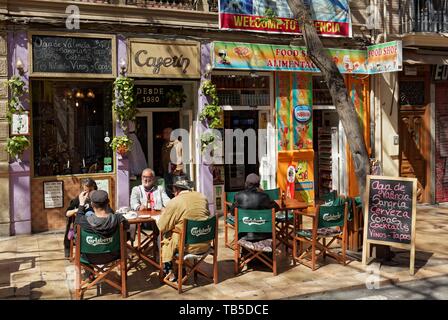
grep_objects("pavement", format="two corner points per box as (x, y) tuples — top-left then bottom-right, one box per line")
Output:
(1, 204), (448, 300)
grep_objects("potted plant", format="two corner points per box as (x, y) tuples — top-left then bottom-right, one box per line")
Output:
(199, 80), (222, 129)
(110, 135), (133, 156)
(113, 76), (138, 132)
(5, 135), (30, 160)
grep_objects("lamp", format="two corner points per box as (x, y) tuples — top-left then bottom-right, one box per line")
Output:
(75, 89), (85, 99)
(204, 63), (212, 78)
(120, 58), (127, 76)
(87, 89), (95, 99)
(16, 58), (25, 76)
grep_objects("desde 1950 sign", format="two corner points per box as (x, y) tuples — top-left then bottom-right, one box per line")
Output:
(30, 33), (115, 77)
(128, 39), (200, 78)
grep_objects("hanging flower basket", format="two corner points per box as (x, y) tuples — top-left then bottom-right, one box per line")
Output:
(110, 135), (133, 156)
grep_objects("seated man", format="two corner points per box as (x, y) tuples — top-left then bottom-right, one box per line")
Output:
(75, 190), (129, 266)
(230, 173), (279, 242)
(157, 177), (211, 281)
(130, 168), (170, 211)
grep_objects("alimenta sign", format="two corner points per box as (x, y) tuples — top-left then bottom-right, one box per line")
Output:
(129, 39), (200, 78)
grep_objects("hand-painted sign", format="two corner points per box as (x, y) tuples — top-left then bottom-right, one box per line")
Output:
(213, 41), (402, 74)
(366, 41), (403, 74)
(219, 0), (352, 37)
(294, 105), (312, 123)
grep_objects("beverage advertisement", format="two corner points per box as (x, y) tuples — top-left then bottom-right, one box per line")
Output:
(219, 0), (352, 37)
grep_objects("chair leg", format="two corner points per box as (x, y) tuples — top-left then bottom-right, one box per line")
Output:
(213, 253), (218, 284)
(69, 239), (74, 262)
(234, 244), (240, 275)
(311, 238), (316, 271)
(224, 223), (228, 247)
(322, 238), (326, 261)
(292, 237), (297, 266)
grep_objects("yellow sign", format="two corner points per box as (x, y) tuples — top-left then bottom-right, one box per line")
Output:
(128, 39), (200, 78)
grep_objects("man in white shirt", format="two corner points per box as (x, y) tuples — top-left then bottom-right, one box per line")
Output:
(130, 168), (171, 211)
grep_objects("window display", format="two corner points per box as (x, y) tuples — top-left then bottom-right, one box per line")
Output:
(32, 80), (113, 177)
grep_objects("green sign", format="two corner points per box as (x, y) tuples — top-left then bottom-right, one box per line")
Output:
(104, 164), (112, 173)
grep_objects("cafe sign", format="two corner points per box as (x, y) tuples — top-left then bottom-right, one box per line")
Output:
(128, 39), (200, 78)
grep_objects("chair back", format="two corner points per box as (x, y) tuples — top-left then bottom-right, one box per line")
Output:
(236, 208), (274, 234)
(317, 201), (348, 228)
(264, 188), (280, 201)
(322, 190), (337, 203)
(184, 216), (217, 245)
(79, 226), (121, 255)
(225, 191), (240, 203)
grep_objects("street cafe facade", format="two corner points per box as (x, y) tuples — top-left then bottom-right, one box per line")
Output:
(8, 30), (200, 234)
(199, 40), (402, 214)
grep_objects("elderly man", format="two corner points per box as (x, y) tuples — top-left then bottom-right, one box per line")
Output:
(130, 168), (170, 211)
(157, 177), (210, 281)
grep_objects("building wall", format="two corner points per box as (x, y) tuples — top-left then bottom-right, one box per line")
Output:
(0, 24), (10, 236)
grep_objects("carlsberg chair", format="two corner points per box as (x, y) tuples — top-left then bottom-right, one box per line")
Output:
(74, 223), (127, 299)
(162, 215), (218, 294)
(234, 208), (278, 276)
(292, 199), (349, 271)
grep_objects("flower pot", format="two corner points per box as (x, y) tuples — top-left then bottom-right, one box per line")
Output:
(117, 146), (129, 156)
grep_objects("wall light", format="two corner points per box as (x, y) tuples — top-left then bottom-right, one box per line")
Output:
(120, 58), (127, 76)
(16, 58), (25, 76)
(204, 63), (212, 77)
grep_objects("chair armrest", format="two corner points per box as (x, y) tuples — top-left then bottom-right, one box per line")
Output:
(172, 228), (182, 234)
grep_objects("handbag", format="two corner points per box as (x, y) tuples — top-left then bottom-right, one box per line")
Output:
(67, 223), (75, 241)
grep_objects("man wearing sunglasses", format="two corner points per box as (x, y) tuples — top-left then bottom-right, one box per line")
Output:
(130, 168), (171, 211)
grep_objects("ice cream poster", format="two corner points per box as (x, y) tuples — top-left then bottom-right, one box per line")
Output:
(276, 72), (292, 151)
(219, 0), (352, 37)
(213, 41), (368, 74)
(292, 73), (313, 150)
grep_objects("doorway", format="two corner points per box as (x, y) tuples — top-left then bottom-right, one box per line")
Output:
(224, 110), (259, 191)
(135, 111), (180, 178)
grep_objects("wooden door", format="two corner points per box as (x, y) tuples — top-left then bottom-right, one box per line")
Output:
(399, 108), (427, 202)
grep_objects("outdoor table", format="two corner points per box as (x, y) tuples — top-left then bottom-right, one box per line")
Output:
(274, 199), (309, 251)
(126, 209), (162, 272)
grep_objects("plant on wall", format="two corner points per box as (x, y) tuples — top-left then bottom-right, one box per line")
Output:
(6, 135), (30, 159)
(113, 76), (138, 132)
(199, 80), (223, 153)
(166, 88), (187, 108)
(4, 75), (30, 160)
(110, 135), (133, 156)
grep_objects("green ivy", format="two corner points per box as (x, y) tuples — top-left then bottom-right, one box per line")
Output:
(199, 80), (222, 129)
(6, 135), (30, 159)
(4, 76), (30, 160)
(166, 88), (187, 108)
(113, 76), (138, 132)
(200, 132), (217, 153)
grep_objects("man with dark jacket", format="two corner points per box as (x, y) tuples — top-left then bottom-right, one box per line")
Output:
(75, 190), (129, 265)
(231, 173), (279, 241)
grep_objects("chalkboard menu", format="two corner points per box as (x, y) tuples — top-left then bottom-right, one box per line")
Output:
(363, 175), (417, 275)
(135, 85), (183, 108)
(366, 176), (415, 244)
(31, 34), (115, 76)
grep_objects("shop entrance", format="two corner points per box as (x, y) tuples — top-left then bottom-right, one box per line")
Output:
(224, 110), (259, 191)
(135, 111), (181, 178)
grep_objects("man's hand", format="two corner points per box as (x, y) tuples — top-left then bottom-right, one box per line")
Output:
(79, 191), (88, 206)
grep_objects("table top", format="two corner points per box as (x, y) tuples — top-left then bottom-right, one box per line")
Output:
(275, 198), (309, 211)
(127, 209), (161, 224)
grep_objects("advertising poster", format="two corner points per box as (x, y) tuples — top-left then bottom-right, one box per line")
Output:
(276, 72), (292, 151)
(292, 73), (313, 150)
(219, 0), (352, 37)
(367, 41), (403, 74)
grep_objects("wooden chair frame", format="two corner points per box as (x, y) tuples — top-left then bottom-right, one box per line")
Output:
(234, 208), (278, 276)
(292, 202), (349, 271)
(74, 223), (127, 299)
(162, 217), (219, 294)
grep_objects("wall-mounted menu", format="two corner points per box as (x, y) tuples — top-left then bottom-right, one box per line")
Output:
(31, 34), (114, 76)
(366, 176), (416, 244)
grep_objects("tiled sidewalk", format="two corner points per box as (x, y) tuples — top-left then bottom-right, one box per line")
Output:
(1, 205), (448, 300)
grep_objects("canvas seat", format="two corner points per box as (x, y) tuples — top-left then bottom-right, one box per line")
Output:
(74, 223), (127, 299)
(293, 197), (349, 271)
(162, 215), (218, 293)
(234, 208), (278, 276)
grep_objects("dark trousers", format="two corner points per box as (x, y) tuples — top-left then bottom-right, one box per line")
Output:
(64, 216), (75, 250)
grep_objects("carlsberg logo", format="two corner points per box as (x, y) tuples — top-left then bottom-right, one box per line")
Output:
(86, 236), (113, 246)
(191, 225), (212, 237)
(242, 217), (266, 225)
(322, 213), (342, 222)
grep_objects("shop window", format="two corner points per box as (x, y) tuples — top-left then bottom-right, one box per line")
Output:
(400, 81), (425, 106)
(32, 80), (113, 177)
(212, 74), (270, 106)
(312, 76), (333, 106)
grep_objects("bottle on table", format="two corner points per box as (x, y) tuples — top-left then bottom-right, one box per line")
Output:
(281, 191), (286, 208)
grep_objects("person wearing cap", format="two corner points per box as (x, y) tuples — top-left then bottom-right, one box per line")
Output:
(75, 190), (129, 241)
(230, 173), (279, 242)
(157, 177), (210, 282)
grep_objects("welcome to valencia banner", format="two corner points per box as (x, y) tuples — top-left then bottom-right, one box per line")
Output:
(219, 0), (352, 37)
